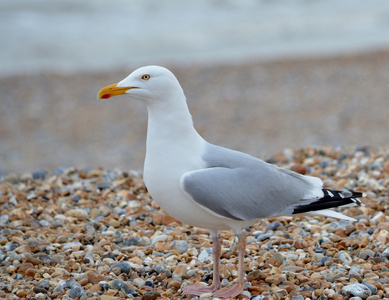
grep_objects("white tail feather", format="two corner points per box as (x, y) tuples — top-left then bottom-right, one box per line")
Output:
(305, 209), (357, 222)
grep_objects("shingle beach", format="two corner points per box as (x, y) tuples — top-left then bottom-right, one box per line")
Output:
(1, 145), (388, 299)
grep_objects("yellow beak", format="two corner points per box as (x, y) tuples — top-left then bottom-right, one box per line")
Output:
(97, 83), (136, 99)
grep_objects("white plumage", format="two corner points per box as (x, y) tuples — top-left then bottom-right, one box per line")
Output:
(98, 65), (364, 298)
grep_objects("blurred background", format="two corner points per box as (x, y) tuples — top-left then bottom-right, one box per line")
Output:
(1, 0), (389, 174)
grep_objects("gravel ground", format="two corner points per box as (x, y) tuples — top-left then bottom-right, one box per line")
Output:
(1, 50), (389, 174)
(1, 145), (388, 299)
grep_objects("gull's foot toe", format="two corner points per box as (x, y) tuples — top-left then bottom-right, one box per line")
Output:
(212, 281), (245, 299)
(182, 284), (218, 297)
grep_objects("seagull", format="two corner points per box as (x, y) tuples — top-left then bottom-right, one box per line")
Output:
(97, 66), (364, 298)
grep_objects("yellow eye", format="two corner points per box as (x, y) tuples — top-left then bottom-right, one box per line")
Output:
(141, 74), (150, 80)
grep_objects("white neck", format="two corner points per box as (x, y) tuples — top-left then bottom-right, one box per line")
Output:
(145, 95), (204, 160)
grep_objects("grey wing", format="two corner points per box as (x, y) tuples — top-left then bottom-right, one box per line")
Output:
(180, 144), (323, 221)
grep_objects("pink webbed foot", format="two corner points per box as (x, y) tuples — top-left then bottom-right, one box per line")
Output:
(212, 281), (245, 299)
(182, 283), (219, 297)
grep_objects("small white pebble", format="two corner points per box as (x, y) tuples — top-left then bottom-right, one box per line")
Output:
(241, 291), (251, 298)
(136, 250), (145, 258)
(128, 200), (141, 209)
(133, 277), (145, 288)
(151, 234), (168, 244)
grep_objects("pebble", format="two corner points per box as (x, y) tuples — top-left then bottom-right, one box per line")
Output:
(265, 221), (283, 232)
(0, 147), (388, 299)
(256, 232), (274, 241)
(265, 274), (284, 285)
(198, 248), (213, 262)
(99, 281), (109, 291)
(32, 170), (47, 180)
(337, 250), (353, 265)
(171, 240), (189, 253)
(151, 233), (168, 244)
(358, 249), (375, 260)
(111, 262), (131, 274)
(142, 290), (160, 300)
(83, 250), (94, 264)
(381, 247), (389, 261)
(69, 285), (84, 298)
(88, 272), (104, 284)
(133, 278), (145, 289)
(52, 284), (65, 294)
(349, 265), (363, 281)
(65, 208), (88, 220)
(39, 220), (50, 227)
(168, 279), (182, 289)
(362, 280), (378, 295)
(33, 286), (48, 294)
(109, 278), (123, 290)
(342, 283), (372, 299)
(251, 296), (266, 300)
(0, 214), (9, 226)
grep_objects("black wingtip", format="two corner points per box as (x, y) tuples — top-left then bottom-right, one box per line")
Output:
(292, 188), (364, 215)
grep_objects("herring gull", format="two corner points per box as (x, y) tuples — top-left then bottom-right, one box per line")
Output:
(97, 66), (364, 298)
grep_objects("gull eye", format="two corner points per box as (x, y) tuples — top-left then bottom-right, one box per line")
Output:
(141, 74), (150, 80)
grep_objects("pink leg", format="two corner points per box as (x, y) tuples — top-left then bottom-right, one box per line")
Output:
(182, 231), (221, 296)
(213, 234), (246, 299)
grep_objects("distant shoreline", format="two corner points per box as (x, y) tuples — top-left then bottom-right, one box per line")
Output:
(2, 48), (389, 79)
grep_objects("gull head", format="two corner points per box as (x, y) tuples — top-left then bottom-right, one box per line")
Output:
(97, 65), (183, 104)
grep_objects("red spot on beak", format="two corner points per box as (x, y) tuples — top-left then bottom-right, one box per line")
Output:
(101, 94), (111, 99)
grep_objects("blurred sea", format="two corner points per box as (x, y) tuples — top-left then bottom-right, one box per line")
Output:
(1, 0), (389, 77)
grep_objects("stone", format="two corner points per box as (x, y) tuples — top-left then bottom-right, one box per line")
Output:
(69, 285), (84, 298)
(39, 220), (50, 227)
(161, 214), (181, 226)
(111, 262), (131, 274)
(142, 290), (161, 300)
(273, 252), (284, 263)
(342, 283), (372, 299)
(18, 262), (35, 276)
(65, 209), (88, 220)
(290, 164), (307, 175)
(173, 264), (188, 277)
(349, 265), (363, 282)
(109, 278), (123, 290)
(171, 240), (189, 253)
(256, 233), (273, 241)
(33, 170), (47, 180)
(101, 296), (118, 300)
(99, 281), (109, 291)
(265, 274), (284, 285)
(381, 247), (389, 261)
(265, 221), (283, 232)
(358, 249), (375, 260)
(151, 234), (168, 244)
(361, 280), (378, 295)
(52, 284), (65, 294)
(133, 278), (145, 289)
(338, 250), (353, 265)
(83, 250), (94, 264)
(25, 257), (41, 265)
(38, 280), (50, 290)
(88, 272), (105, 284)
(33, 286), (48, 294)
(247, 270), (262, 281)
(168, 279), (181, 289)
(198, 248), (213, 262)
